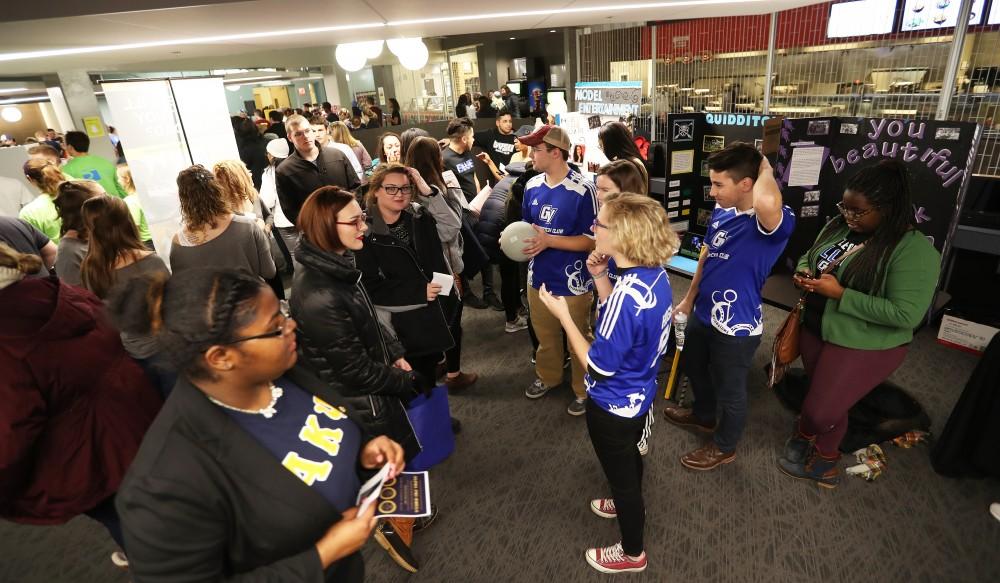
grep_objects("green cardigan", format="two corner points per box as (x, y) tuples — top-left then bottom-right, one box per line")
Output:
(796, 227), (940, 350)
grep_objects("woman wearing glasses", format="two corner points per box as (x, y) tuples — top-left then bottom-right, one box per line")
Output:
(537, 195), (678, 574)
(108, 267), (404, 582)
(290, 185), (427, 573)
(782, 160), (940, 488)
(356, 164), (454, 393)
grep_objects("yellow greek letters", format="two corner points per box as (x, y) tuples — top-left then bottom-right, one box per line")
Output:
(281, 452), (332, 486)
(299, 414), (344, 456)
(312, 396), (347, 421)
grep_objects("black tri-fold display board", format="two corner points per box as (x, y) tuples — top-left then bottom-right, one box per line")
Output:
(664, 112), (777, 232)
(773, 117), (981, 276)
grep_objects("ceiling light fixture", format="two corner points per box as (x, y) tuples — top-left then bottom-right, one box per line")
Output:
(1, 106), (23, 122)
(222, 75), (284, 84)
(0, 96), (49, 105)
(0, 1), (769, 63)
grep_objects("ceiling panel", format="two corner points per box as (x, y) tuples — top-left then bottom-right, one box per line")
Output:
(0, 0), (827, 76)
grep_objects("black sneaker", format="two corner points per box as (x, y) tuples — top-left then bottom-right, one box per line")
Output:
(413, 504), (439, 533)
(463, 293), (488, 309)
(374, 522), (420, 573)
(484, 292), (504, 311)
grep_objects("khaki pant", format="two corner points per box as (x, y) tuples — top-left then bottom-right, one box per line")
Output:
(527, 286), (594, 399)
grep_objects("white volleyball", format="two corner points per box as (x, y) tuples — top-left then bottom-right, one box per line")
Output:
(500, 221), (537, 263)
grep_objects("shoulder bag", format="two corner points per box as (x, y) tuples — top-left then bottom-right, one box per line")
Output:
(768, 242), (865, 388)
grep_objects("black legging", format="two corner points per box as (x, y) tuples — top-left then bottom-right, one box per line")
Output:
(499, 255), (521, 322)
(445, 300), (463, 374)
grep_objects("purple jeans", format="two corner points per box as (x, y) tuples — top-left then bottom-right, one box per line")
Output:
(798, 328), (908, 457)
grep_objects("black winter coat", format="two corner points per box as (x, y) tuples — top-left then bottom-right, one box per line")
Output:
(355, 206), (454, 359)
(474, 165), (523, 261)
(291, 238), (420, 460)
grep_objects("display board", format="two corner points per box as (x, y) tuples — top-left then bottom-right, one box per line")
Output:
(561, 81), (644, 174)
(773, 116), (981, 275)
(102, 77), (241, 261)
(663, 112), (775, 231)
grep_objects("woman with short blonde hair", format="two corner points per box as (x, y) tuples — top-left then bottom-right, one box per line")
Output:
(537, 194), (677, 575)
(212, 159), (258, 216)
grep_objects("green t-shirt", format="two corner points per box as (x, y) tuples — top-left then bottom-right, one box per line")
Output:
(18, 194), (61, 244)
(62, 154), (127, 198)
(125, 194), (152, 242)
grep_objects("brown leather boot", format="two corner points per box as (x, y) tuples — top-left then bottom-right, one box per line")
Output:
(387, 517), (414, 546)
(663, 406), (716, 434)
(374, 518), (419, 573)
(680, 442), (736, 471)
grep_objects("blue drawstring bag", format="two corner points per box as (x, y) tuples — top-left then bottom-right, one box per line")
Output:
(406, 385), (455, 471)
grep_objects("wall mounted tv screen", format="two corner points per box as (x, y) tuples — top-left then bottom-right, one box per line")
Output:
(900, 0), (984, 31)
(827, 0), (898, 38)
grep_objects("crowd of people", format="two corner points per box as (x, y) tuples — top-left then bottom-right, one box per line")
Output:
(455, 85), (552, 124)
(0, 101), (942, 579)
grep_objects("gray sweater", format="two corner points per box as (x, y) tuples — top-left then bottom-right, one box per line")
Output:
(54, 236), (87, 287)
(170, 217), (276, 280)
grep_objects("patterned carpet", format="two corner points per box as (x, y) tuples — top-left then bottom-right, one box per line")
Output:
(2, 276), (998, 583)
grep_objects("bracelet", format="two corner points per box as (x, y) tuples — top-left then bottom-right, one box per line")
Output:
(593, 270), (608, 279)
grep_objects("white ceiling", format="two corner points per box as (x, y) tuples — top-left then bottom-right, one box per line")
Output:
(0, 0), (827, 76)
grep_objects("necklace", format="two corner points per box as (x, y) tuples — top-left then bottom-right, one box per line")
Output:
(208, 384), (283, 418)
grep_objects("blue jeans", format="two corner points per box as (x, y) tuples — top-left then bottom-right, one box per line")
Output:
(682, 315), (762, 453)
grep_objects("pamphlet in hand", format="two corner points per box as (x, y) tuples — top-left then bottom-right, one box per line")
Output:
(469, 185), (492, 214)
(356, 465), (432, 519)
(431, 272), (454, 296)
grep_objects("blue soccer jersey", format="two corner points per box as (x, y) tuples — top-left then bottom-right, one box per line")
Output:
(694, 205), (795, 336)
(522, 168), (598, 296)
(586, 266), (673, 418)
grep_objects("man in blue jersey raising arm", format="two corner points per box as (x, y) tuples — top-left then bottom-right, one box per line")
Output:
(665, 142), (794, 471)
(519, 125), (599, 416)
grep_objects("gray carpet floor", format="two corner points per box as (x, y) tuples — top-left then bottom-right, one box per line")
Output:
(2, 277), (998, 583)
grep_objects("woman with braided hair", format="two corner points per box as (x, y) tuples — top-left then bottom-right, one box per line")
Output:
(107, 267), (404, 581)
(780, 159), (940, 488)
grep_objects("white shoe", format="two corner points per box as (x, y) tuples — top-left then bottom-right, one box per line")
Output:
(590, 498), (617, 518)
(505, 315), (529, 333)
(111, 551), (129, 570)
(991, 503), (1000, 522)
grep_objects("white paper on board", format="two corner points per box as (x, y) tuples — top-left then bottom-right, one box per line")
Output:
(669, 180), (681, 188)
(671, 150), (695, 174)
(788, 146), (824, 187)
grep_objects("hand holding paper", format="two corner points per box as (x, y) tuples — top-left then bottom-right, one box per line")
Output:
(431, 272), (454, 296)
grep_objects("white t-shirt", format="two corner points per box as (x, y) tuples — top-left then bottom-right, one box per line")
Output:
(259, 166), (294, 229)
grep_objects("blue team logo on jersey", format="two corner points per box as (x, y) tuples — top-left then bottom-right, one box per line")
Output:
(83, 169), (102, 181)
(710, 230), (728, 248)
(539, 204), (558, 224)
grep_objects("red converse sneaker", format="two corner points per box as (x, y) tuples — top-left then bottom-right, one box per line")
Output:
(585, 542), (647, 573)
(590, 498), (617, 518)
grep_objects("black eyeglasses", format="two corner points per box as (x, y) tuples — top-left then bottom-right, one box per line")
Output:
(222, 300), (293, 345)
(336, 212), (368, 228)
(836, 201), (878, 220)
(382, 184), (413, 196)
(593, 218), (611, 230)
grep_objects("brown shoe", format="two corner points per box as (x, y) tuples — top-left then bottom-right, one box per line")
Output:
(680, 443), (736, 471)
(445, 371), (478, 392)
(663, 406), (715, 434)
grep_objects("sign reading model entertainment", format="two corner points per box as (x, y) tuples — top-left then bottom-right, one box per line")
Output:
(574, 81), (642, 117)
